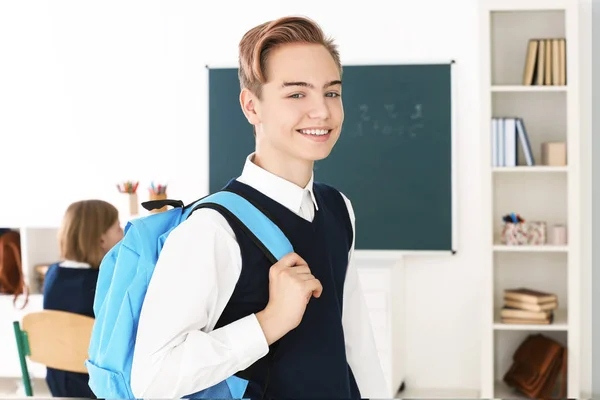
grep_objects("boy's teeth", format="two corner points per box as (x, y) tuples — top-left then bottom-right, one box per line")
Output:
(300, 129), (329, 136)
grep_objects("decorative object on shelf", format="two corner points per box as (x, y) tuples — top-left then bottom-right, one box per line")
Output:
(148, 182), (168, 214)
(527, 221), (547, 245)
(503, 333), (567, 398)
(522, 38), (567, 86)
(500, 213), (527, 245)
(541, 142), (567, 166)
(549, 224), (567, 245)
(116, 181), (140, 218)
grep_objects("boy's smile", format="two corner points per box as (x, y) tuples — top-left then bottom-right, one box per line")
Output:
(297, 127), (332, 142)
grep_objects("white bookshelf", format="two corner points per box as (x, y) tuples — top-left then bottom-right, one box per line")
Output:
(479, 0), (581, 398)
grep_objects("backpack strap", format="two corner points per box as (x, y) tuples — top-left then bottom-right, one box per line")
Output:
(142, 191), (293, 263)
(186, 190), (291, 396)
(186, 190), (293, 263)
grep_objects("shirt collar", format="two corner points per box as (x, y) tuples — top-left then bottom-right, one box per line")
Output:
(236, 153), (319, 214)
(59, 260), (92, 269)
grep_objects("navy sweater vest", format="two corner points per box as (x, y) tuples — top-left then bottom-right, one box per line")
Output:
(213, 179), (361, 399)
(43, 264), (99, 399)
(43, 264), (98, 318)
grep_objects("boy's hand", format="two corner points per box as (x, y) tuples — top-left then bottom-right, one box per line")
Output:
(256, 252), (322, 345)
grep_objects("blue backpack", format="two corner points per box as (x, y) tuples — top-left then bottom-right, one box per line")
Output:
(85, 189), (293, 399)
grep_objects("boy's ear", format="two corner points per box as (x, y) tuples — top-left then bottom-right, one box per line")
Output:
(240, 88), (260, 125)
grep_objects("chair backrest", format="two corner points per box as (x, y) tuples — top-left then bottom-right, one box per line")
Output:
(17, 310), (94, 373)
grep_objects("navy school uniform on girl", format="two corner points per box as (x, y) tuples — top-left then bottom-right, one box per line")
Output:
(130, 154), (388, 399)
(43, 261), (99, 398)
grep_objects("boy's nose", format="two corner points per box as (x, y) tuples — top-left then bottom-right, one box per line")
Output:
(308, 100), (331, 120)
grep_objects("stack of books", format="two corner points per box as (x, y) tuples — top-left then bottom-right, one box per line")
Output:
(500, 288), (558, 325)
(491, 117), (534, 167)
(522, 38), (567, 86)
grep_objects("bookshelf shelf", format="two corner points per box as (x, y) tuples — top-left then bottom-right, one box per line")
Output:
(480, 0), (583, 398)
(492, 244), (569, 253)
(494, 381), (528, 400)
(491, 85), (568, 92)
(492, 166), (568, 173)
(494, 308), (568, 331)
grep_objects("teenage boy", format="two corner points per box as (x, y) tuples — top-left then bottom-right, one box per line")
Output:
(131, 15), (387, 399)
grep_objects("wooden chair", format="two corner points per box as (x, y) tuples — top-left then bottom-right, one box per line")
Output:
(13, 310), (94, 396)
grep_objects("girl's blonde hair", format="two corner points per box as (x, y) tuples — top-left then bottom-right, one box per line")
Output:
(58, 199), (119, 269)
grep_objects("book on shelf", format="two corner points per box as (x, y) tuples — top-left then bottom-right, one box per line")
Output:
(491, 117), (534, 167)
(500, 288), (558, 325)
(501, 308), (552, 321)
(522, 38), (566, 86)
(500, 317), (553, 325)
(504, 299), (557, 312)
(505, 288), (558, 304)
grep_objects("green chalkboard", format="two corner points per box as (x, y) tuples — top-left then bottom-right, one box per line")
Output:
(208, 63), (455, 252)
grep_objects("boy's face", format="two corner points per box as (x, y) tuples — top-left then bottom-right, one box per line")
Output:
(241, 43), (343, 163)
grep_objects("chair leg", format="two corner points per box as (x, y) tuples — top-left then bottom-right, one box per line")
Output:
(12, 321), (33, 396)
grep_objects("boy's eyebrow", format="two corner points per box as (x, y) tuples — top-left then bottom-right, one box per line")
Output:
(281, 80), (342, 89)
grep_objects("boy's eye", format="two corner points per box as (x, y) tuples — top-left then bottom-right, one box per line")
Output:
(288, 92), (340, 99)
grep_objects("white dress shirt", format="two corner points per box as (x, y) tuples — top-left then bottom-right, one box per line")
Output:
(58, 260), (91, 269)
(130, 154), (388, 398)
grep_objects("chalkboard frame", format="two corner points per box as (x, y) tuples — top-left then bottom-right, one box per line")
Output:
(205, 60), (458, 255)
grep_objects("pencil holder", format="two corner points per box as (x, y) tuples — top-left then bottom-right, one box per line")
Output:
(501, 222), (528, 245)
(116, 181), (140, 220)
(149, 192), (168, 213)
(116, 192), (139, 221)
(127, 193), (139, 216)
(527, 221), (547, 245)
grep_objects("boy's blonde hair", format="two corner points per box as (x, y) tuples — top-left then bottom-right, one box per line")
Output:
(58, 199), (119, 269)
(238, 16), (341, 98)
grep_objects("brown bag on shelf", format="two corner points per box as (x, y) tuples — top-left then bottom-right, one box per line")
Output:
(0, 230), (29, 309)
(503, 333), (567, 399)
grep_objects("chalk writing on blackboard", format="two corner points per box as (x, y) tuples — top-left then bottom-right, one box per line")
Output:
(352, 103), (424, 138)
(384, 104), (398, 119)
(411, 104), (423, 120)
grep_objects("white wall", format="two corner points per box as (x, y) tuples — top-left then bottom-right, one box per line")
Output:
(0, 0), (483, 392)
